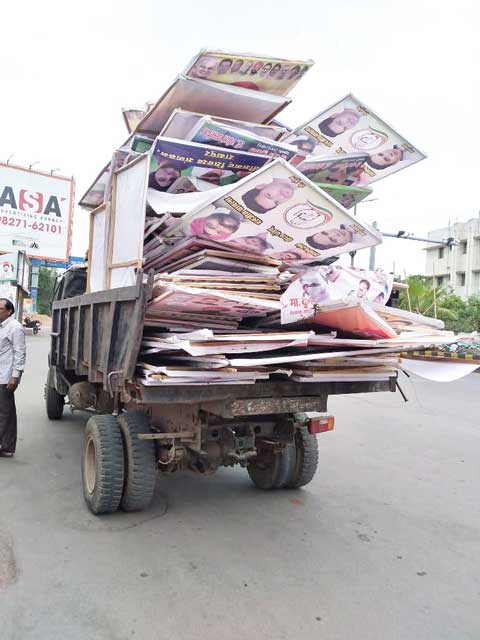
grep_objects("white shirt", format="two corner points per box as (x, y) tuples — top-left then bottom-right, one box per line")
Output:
(0, 315), (26, 384)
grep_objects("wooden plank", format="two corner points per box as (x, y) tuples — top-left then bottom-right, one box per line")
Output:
(86, 202), (109, 293)
(109, 259), (140, 268)
(106, 172), (117, 289)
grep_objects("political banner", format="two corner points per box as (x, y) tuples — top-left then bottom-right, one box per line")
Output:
(187, 117), (300, 163)
(184, 50), (314, 96)
(283, 94), (426, 185)
(149, 137), (270, 192)
(280, 265), (393, 324)
(164, 158), (382, 263)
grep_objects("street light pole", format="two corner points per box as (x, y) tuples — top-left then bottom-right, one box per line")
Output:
(351, 198), (378, 267)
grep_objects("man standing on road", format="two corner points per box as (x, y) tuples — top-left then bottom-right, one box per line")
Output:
(0, 298), (26, 457)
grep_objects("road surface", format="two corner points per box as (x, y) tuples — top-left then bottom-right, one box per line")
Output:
(1, 331), (479, 639)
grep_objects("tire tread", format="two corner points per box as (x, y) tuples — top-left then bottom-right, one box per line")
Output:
(286, 426), (319, 489)
(82, 415), (124, 515)
(117, 412), (157, 512)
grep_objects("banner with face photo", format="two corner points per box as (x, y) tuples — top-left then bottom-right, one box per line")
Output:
(283, 94), (426, 184)
(164, 159), (382, 263)
(280, 265), (393, 324)
(149, 137), (270, 193)
(184, 50), (314, 96)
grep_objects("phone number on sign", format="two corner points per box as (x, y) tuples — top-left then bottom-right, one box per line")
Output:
(0, 217), (62, 234)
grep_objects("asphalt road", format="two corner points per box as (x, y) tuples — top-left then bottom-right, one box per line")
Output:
(1, 331), (479, 640)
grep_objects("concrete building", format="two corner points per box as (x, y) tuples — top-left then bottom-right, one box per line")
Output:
(425, 218), (480, 298)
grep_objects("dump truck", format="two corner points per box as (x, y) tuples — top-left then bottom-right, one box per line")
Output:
(45, 265), (397, 515)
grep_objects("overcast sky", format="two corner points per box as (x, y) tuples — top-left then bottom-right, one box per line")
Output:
(1, 0), (478, 275)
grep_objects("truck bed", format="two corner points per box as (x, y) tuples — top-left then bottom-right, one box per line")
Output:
(51, 273), (397, 408)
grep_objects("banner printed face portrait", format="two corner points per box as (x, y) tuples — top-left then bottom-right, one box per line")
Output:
(148, 138), (269, 193)
(169, 162), (381, 262)
(283, 94), (426, 185)
(280, 265), (393, 324)
(184, 51), (314, 96)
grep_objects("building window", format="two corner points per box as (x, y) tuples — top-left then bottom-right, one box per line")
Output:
(458, 273), (466, 286)
(461, 241), (467, 254)
(436, 276), (443, 287)
(438, 247), (444, 259)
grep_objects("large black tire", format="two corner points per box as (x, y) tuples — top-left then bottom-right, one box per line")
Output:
(82, 415), (125, 515)
(117, 412), (157, 512)
(247, 443), (296, 490)
(45, 372), (64, 420)
(285, 426), (319, 489)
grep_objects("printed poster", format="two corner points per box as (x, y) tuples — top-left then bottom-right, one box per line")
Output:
(280, 265), (393, 324)
(188, 117), (300, 162)
(283, 93), (426, 184)
(149, 137), (270, 192)
(0, 252), (18, 282)
(297, 153), (369, 187)
(164, 159), (382, 263)
(130, 135), (155, 154)
(184, 50), (314, 96)
(160, 109), (286, 141)
(318, 184), (372, 209)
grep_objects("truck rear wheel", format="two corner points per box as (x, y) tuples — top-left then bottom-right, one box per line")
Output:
(247, 444), (295, 490)
(285, 426), (319, 489)
(117, 412), (157, 512)
(82, 415), (125, 515)
(45, 372), (64, 420)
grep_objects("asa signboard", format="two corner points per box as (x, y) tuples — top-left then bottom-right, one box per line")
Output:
(0, 163), (74, 262)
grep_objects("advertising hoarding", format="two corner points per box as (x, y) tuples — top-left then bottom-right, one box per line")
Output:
(0, 163), (74, 262)
(0, 251), (18, 282)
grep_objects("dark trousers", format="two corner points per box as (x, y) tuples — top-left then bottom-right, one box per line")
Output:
(0, 385), (17, 453)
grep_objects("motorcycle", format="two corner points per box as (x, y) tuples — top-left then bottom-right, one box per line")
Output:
(23, 317), (41, 335)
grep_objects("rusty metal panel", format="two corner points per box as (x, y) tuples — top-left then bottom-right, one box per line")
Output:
(201, 396), (328, 418)
(135, 379), (396, 405)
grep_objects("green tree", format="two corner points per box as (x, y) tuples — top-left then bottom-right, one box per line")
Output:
(455, 295), (480, 333)
(398, 276), (458, 323)
(37, 266), (58, 315)
(439, 294), (467, 331)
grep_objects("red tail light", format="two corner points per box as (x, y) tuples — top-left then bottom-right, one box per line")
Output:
(308, 415), (335, 434)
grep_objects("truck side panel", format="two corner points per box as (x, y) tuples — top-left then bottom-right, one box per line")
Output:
(50, 274), (149, 392)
